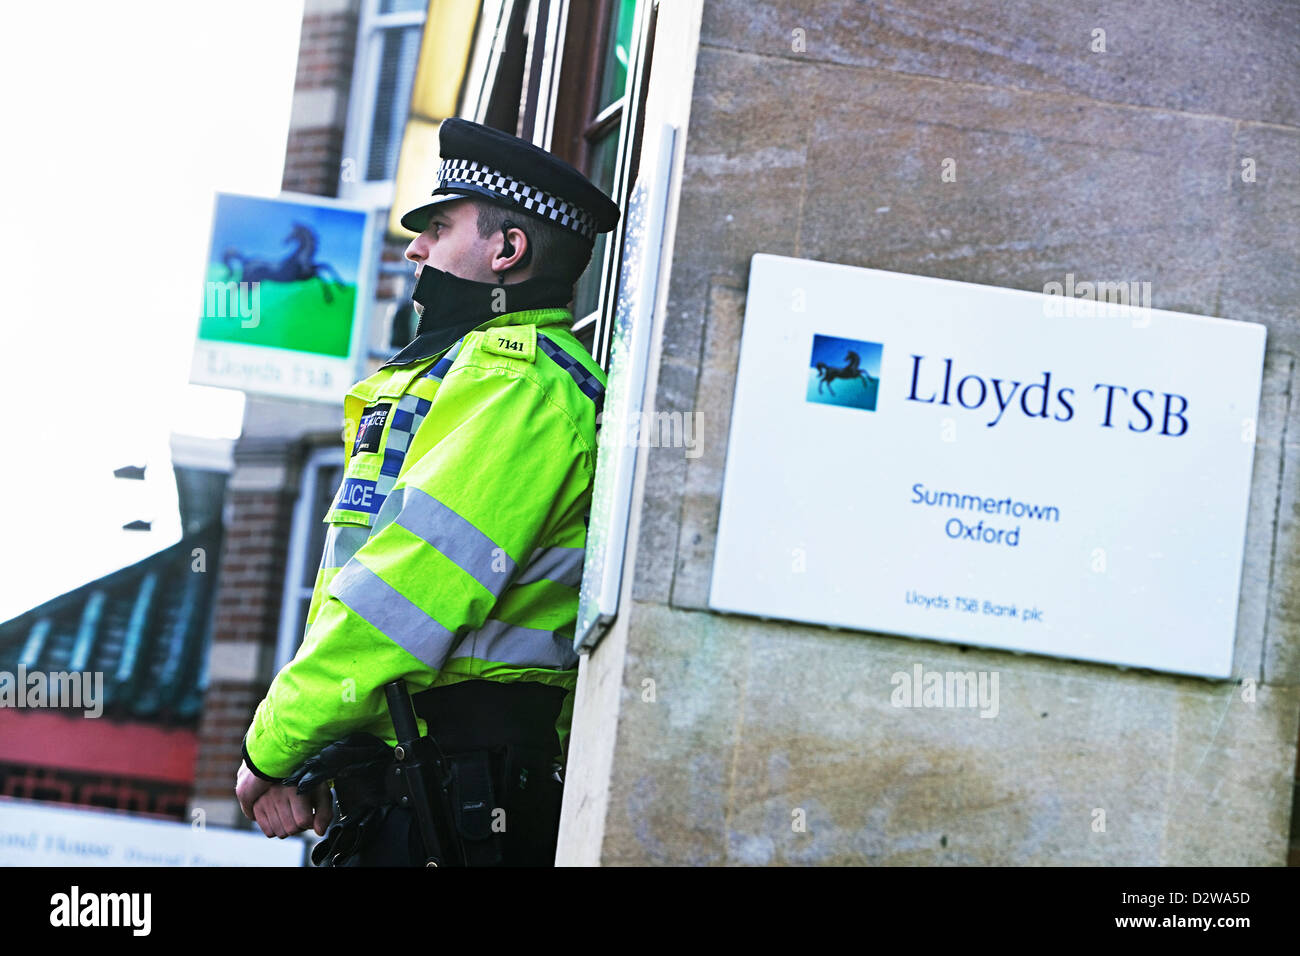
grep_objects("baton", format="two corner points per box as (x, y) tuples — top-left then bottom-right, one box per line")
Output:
(384, 680), (458, 866)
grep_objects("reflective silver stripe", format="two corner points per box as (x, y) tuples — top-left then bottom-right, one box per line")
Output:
(449, 619), (579, 670)
(374, 471), (401, 512)
(372, 484), (406, 535)
(514, 546), (585, 588)
(330, 561), (455, 668)
(320, 524), (371, 570)
(394, 487), (515, 595)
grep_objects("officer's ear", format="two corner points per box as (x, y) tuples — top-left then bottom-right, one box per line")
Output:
(493, 220), (531, 278)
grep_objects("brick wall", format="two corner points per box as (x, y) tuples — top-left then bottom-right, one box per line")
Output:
(207, 490), (296, 638)
(283, 128), (349, 197)
(0, 763), (191, 821)
(281, 0), (361, 197)
(191, 682), (268, 804)
(189, 441), (302, 828)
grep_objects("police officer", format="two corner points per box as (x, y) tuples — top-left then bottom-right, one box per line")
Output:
(233, 118), (619, 866)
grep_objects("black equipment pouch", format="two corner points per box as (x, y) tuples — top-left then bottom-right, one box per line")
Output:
(447, 749), (503, 866)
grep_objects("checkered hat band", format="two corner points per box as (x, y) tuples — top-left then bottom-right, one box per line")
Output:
(435, 158), (599, 241)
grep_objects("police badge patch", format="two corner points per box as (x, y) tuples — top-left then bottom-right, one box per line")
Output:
(353, 402), (393, 455)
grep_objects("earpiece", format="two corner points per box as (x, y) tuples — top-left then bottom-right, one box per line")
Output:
(498, 220), (532, 285)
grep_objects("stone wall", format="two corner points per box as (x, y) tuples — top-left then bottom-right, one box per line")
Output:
(565, 0), (1300, 865)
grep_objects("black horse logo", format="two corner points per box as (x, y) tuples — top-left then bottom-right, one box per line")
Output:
(815, 350), (877, 396)
(222, 222), (344, 304)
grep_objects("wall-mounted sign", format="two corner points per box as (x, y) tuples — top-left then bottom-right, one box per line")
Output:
(0, 798), (303, 866)
(190, 192), (376, 403)
(709, 254), (1267, 678)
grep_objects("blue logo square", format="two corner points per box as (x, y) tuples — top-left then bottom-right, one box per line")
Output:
(807, 334), (882, 410)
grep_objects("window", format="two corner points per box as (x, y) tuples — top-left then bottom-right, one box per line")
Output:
(462, 0), (656, 364)
(553, 0), (655, 366)
(276, 447), (345, 670)
(340, 0), (428, 207)
(552, 0), (639, 321)
(466, 0), (532, 134)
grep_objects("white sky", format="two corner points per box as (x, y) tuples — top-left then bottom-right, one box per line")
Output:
(0, 1), (305, 620)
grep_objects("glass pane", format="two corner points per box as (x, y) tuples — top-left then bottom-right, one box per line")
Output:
(572, 131), (620, 318)
(297, 597), (312, 649)
(589, 125), (620, 196)
(301, 464), (344, 589)
(380, 0), (426, 13)
(318, 465), (343, 518)
(596, 0), (637, 111)
(573, 232), (607, 319)
(366, 25), (423, 181)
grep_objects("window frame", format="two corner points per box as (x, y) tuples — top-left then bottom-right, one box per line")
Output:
(544, 0), (618, 171)
(465, 0), (532, 134)
(462, 0), (513, 125)
(338, 0), (428, 207)
(275, 445), (346, 671)
(567, 0), (656, 368)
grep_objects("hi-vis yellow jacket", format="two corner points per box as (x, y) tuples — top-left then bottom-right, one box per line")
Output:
(242, 306), (606, 780)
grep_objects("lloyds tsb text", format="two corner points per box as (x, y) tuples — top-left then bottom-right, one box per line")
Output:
(906, 355), (1190, 435)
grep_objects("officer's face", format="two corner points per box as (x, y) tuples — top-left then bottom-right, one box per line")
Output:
(404, 199), (501, 285)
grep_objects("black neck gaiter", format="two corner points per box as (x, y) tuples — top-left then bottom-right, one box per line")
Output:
(383, 266), (574, 368)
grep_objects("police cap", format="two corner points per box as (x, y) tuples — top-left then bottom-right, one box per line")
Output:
(399, 118), (621, 242)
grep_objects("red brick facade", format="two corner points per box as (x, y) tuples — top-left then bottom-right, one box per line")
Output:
(207, 490), (296, 638)
(191, 452), (298, 822)
(282, 6), (360, 197)
(283, 127), (350, 197)
(0, 763), (191, 821)
(191, 682), (267, 800)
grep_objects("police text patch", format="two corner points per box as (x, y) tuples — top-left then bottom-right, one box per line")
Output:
(333, 477), (384, 515)
(353, 402), (392, 455)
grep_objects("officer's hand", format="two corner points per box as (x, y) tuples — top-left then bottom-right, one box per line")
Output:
(235, 759), (273, 823)
(251, 781), (333, 839)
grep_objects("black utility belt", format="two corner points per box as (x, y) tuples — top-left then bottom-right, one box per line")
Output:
(331, 742), (561, 811)
(315, 742), (561, 867)
(409, 679), (569, 755)
(304, 679), (570, 866)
